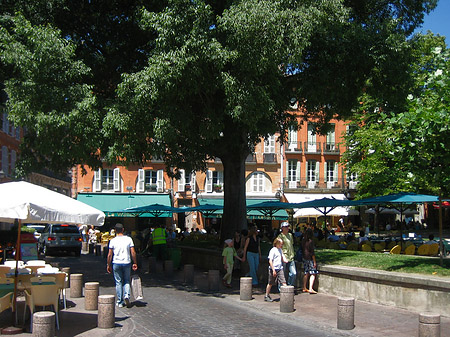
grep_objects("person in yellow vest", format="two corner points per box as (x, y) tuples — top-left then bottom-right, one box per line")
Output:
(151, 224), (167, 261)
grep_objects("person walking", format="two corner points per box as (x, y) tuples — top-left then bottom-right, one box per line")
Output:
(242, 226), (261, 286)
(302, 228), (318, 294)
(107, 223), (138, 307)
(151, 223), (168, 261)
(277, 221), (296, 288)
(222, 239), (243, 288)
(264, 237), (287, 302)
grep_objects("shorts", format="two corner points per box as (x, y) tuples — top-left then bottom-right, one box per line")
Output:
(303, 259), (319, 275)
(268, 268), (286, 286)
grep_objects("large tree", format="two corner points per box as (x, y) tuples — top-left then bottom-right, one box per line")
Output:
(0, 0), (437, 240)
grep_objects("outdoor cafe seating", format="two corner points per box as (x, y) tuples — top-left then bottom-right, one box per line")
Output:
(24, 281), (60, 331)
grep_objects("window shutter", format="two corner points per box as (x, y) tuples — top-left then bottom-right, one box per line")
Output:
(157, 170), (164, 192)
(137, 169), (145, 192)
(178, 169), (185, 192)
(324, 162), (328, 182)
(296, 161), (300, 181)
(113, 168), (120, 192)
(334, 162), (339, 182)
(93, 169), (101, 192)
(191, 173), (196, 193)
(206, 170), (213, 193)
(315, 161), (320, 182)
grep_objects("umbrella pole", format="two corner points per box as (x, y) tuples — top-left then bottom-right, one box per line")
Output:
(439, 191), (443, 267)
(13, 219), (22, 326)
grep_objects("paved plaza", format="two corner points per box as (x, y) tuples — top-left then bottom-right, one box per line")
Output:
(1, 252), (449, 336)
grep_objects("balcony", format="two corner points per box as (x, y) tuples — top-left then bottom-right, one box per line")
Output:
(285, 141), (302, 153)
(263, 153), (277, 164)
(245, 153), (257, 163)
(304, 141), (321, 154)
(323, 142), (340, 154)
(283, 178), (345, 191)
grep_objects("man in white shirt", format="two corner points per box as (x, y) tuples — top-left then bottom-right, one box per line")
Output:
(107, 223), (138, 308)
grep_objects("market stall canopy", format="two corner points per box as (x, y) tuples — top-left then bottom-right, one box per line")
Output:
(77, 192), (171, 217)
(0, 181), (105, 226)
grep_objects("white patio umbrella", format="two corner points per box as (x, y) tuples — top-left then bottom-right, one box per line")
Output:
(0, 181), (105, 323)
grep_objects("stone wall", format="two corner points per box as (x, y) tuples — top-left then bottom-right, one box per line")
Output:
(180, 246), (450, 317)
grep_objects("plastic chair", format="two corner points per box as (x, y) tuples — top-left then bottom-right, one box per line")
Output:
(0, 292), (13, 314)
(386, 241), (397, 250)
(30, 276), (56, 284)
(346, 242), (358, 251)
(417, 244), (430, 256)
(0, 266), (11, 278)
(428, 243), (439, 256)
(24, 284), (60, 331)
(44, 273), (67, 309)
(374, 243), (384, 252)
(361, 244), (372, 252)
(404, 244), (416, 255)
(390, 245), (401, 254)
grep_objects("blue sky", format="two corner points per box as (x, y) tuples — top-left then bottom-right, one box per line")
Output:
(415, 0), (450, 43)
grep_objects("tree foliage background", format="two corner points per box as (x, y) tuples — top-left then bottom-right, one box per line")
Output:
(0, 0), (437, 238)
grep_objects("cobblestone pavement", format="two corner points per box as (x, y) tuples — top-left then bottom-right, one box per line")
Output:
(1, 252), (449, 336)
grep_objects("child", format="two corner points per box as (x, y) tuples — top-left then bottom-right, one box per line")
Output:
(264, 237), (287, 302)
(222, 239), (243, 288)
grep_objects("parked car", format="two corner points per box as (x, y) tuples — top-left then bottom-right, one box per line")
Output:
(38, 224), (82, 256)
(24, 224), (46, 241)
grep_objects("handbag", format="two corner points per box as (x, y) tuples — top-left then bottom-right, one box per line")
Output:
(131, 274), (144, 301)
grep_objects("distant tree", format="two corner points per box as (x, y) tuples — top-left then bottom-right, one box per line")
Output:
(0, 1), (437, 240)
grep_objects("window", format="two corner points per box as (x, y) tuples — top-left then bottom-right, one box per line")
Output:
(137, 169), (164, 192)
(102, 169), (114, 190)
(264, 135), (275, 153)
(326, 160), (338, 182)
(251, 172), (266, 192)
(287, 160), (300, 188)
(307, 160), (319, 182)
(2, 146), (8, 175)
(307, 124), (316, 152)
(206, 170), (223, 192)
(288, 127), (297, 149)
(326, 124), (335, 151)
(94, 168), (120, 192)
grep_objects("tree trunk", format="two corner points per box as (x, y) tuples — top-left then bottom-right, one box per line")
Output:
(220, 152), (248, 244)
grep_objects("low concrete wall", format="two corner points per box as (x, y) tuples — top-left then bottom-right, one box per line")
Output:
(318, 265), (450, 317)
(180, 246), (450, 317)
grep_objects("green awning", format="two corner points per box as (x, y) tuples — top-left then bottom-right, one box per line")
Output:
(197, 198), (289, 220)
(77, 193), (172, 217)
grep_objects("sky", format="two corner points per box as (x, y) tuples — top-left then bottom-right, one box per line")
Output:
(415, 0), (450, 43)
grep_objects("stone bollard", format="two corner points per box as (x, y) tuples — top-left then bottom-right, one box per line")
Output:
(97, 295), (115, 329)
(164, 260), (173, 277)
(184, 264), (194, 284)
(240, 277), (253, 301)
(337, 297), (355, 330)
(95, 244), (102, 256)
(280, 285), (295, 313)
(32, 311), (55, 337)
(85, 282), (100, 310)
(148, 256), (156, 274)
(82, 241), (88, 252)
(70, 274), (84, 298)
(61, 267), (70, 288)
(88, 243), (95, 254)
(419, 313), (440, 337)
(208, 270), (220, 291)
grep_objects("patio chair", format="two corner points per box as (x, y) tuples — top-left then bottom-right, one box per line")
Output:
(386, 241), (397, 250)
(428, 243), (439, 256)
(30, 276), (56, 284)
(0, 278), (14, 284)
(0, 266), (11, 278)
(390, 245), (401, 254)
(361, 244), (372, 252)
(374, 243), (384, 252)
(346, 242), (358, 251)
(417, 244), (430, 256)
(24, 284), (60, 331)
(0, 292), (13, 314)
(404, 244), (415, 255)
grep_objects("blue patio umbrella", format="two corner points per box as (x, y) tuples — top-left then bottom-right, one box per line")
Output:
(246, 200), (295, 218)
(122, 203), (178, 217)
(180, 203), (224, 217)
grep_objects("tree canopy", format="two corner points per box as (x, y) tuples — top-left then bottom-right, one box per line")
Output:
(0, 0), (437, 238)
(342, 32), (450, 198)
